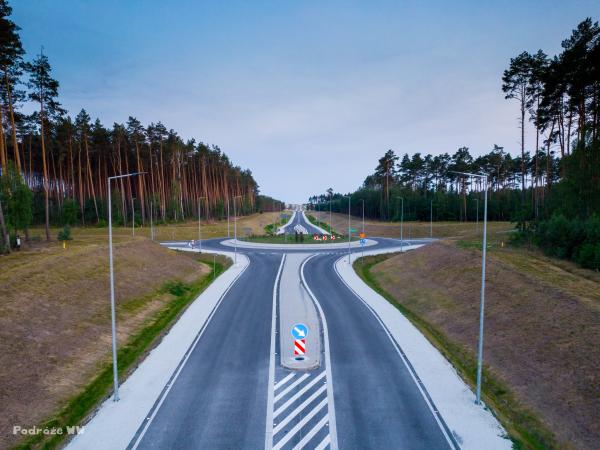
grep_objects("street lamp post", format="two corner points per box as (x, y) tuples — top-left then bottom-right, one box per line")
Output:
(198, 196), (207, 253)
(452, 171), (488, 405)
(347, 196), (351, 263)
(396, 196), (404, 252)
(108, 171), (145, 401)
(233, 195), (242, 265)
(227, 200), (230, 238)
(131, 197), (136, 237)
(150, 199), (154, 241)
(475, 198), (479, 234)
(329, 191), (332, 235)
(430, 199), (433, 239)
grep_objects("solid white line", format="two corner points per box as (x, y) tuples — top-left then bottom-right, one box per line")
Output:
(274, 373), (311, 403)
(265, 254), (287, 450)
(130, 255), (250, 450)
(300, 256), (339, 450)
(292, 414), (329, 450)
(272, 397), (328, 450)
(333, 255), (456, 450)
(273, 384), (327, 434)
(275, 372), (296, 391)
(314, 434), (331, 450)
(274, 371), (326, 418)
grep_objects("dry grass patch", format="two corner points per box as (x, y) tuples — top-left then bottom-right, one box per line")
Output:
(363, 239), (600, 449)
(311, 210), (513, 238)
(0, 239), (208, 449)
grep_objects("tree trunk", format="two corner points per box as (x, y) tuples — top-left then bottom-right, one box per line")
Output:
(4, 69), (21, 172)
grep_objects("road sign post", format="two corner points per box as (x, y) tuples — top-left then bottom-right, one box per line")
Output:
(292, 324), (308, 357)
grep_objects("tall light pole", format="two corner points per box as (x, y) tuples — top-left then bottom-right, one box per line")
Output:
(329, 191), (332, 235)
(233, 195), (242, 265)
(347, 196), (351, 263)
(150, 198), (154, 241)
(430, 199), (433, 239)
(360, 199), (365, 235)
(131, 197), (136, 237)
(453, 171), (488, 405)
(108, 172), (145, 401)
(396, 196), (404, 252)
(227, 199), (230, 238)
(198, 196), (207, 253)
(475, 198), (479, 234)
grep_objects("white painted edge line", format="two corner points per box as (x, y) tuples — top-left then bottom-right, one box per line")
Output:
(335, 246), (511, 450)
(277, 210), (297, 234)
(302, 210), (330, 235)
(265, 254), (286, 450)
(67, 250), (250, 450)
(300, 255), (339, 450)
(333, 255), (456, 450)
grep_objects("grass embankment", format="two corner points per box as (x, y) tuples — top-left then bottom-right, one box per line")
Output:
(18, 211), (285, 248)
(311, 210), (511, 239)
(354, 229), (600, 449)
(1, 239), (230, 450)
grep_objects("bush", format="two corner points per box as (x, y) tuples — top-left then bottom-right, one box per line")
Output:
(57, 225), (73, 241)
(62, 199), (79, 225)
(576, 243), (600, 270)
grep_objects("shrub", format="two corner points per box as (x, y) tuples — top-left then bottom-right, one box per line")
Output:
(576, 243), (600, 270)
(57, 225), (73, 241)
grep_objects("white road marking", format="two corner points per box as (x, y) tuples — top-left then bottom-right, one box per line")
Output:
(274, 372), (296, 391)
(272, 397), (328, 450)
(300, 256), (339, 449)
(265, 254), (287, 450)
(273, 384), (327, 434)
(274, 373), (311, 402)
(292, 414), (329, 450)
(333, 255), (457, 449)
(314, 434), (331, 450)
(129, 255), (251, 450)
(273, 371), (326, 418)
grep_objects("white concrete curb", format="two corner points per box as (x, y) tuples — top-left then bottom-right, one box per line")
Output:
(220, 238), (377, 250)
(335, 247), (511, 450)
(276, 210), (297, 235)
(67, 249), (250, 450)
(301, 210), (330, 235)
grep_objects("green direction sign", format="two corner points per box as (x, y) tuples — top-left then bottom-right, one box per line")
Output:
(349, 228), (357, 232)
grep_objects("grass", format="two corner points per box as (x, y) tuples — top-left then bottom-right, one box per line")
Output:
(353, 254), (558, 449)
(12, 253), (231, 450)
(310, 210), (515, 239)
(304, 213), (341, 236)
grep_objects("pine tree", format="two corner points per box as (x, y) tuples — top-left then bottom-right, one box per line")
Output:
(24, 50), (63, 240)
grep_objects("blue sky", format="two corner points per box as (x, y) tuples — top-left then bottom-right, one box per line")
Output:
(13, 0), (600, 203)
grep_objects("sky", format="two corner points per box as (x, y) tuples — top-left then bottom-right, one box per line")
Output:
(12, 0), (600, 203)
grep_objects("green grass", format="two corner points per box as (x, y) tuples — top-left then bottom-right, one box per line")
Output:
(353, 253), (558, 450)
(13, 253), (231, 450)
(305, 213), (342, 237)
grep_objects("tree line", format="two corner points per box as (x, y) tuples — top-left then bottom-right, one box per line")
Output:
(309, 18), (600, 268)
(0, 0), (275, 252)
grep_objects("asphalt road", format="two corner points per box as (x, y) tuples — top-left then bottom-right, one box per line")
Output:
(130, 212), (450, 449)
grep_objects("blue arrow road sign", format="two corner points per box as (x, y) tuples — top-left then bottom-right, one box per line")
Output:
(360, 238), (366, 246)
(291, 323), (308, 339)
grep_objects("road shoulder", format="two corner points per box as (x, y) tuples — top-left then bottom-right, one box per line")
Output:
(67, 250), (249, 450)
(334, 247), (510, 450)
